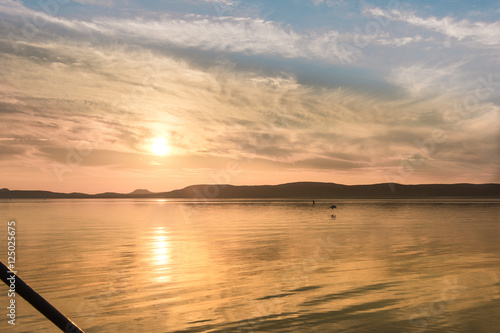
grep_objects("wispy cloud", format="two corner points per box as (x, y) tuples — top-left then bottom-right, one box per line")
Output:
(0, 37), (436, 171)
(72, 0), (115, 6)
(365, 7), (500, 46)
(388, 61), (468, 98)
(400, 13), (500, 45)
(311, 0), (351, 8)
(0, 1), (359, 64)
(373, 33), (426, 46)
(0, 0), (498, 191)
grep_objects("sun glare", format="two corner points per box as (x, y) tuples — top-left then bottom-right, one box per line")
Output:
(151, 137), (170, 156)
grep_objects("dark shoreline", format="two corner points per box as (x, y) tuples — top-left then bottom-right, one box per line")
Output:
(1, 182), (499, 199)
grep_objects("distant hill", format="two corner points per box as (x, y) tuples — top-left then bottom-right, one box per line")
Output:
(129, 189), (152, 195)
(158, 182), (500, 199)
(0, 182), (499, 199)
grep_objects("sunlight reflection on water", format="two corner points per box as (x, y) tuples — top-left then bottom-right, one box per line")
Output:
(152, 227), (171, 282)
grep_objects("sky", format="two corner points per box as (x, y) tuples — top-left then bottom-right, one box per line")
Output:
(0, 0), (499, 193)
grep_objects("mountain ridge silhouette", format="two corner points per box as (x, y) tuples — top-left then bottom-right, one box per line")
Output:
(1, 182), (499, 199)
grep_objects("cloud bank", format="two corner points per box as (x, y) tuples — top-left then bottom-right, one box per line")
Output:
(0, 0), (498, 192)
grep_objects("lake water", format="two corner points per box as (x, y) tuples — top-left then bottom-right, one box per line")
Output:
(1, 199), (499, 332)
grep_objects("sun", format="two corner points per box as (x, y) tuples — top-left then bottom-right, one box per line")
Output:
(150, 137), (170, 156)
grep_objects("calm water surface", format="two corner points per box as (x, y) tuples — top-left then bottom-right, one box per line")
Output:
(1, 199), (499, 332)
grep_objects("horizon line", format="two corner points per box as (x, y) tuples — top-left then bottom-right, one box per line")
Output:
(1, 181), (500, 196)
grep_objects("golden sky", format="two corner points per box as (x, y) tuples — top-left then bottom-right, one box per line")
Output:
(0, 0), (499, 193)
